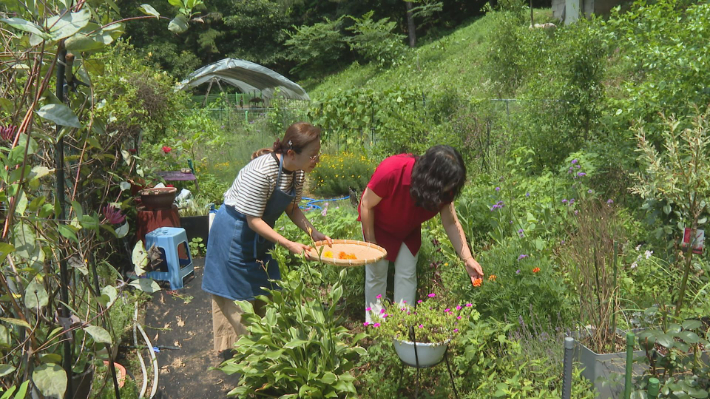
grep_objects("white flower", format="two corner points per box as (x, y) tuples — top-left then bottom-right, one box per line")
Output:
(631, 262), (638, 269)
(644, 250), (653, 259)
(635, 244), (642, 251)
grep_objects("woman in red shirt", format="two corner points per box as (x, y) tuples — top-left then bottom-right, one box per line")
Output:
(359, 145), (483, 322)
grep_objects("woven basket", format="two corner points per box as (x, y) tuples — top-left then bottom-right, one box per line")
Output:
(307, 239), (387, 266)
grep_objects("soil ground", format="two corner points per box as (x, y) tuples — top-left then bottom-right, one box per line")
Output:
(142, 257), (239, 398)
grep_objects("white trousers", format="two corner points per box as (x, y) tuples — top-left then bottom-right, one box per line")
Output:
(365, 242), (419, 323)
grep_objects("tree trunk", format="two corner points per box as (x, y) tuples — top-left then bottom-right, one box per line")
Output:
(405, 1), (416, 48)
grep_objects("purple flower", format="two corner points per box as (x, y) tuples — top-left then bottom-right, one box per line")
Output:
(518, 229), (524, 237)
(321, 202), (329, 216)
(562, 199), (568, 203)
(571, 159), (578, 164)
(526, 192), (530, 197)
(518, 254), (528, 261)
(569, 199), (575, 204)
(607, 199), (614, 204)
(577, 172), (586, 177)
(576, 165), (581, 169)
(453, 328), (459, 333)
(516, 269), (521, 274)
(588, 189), (593, 194)
(102, 205), (125, 225)
(574, 210), (579, 215)
(495, 187), (500, 191)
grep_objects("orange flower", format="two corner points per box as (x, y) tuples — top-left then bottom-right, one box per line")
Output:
(532, 267), (541, 273)
(472, 278), (482, 287)
(338, 251), (357, 260)
(488, 274), (496, 281)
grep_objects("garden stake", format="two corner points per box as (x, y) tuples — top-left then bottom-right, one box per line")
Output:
(624, 332), (635, 399)
(612, 241), (618, 348)
(647, 378), (660, 399)
(562, 337), (574, 399)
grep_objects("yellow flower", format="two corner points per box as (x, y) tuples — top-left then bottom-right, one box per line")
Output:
(323, 250), (333, 258)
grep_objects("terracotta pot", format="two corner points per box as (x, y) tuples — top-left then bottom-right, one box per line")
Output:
(139, 187), (177, 210)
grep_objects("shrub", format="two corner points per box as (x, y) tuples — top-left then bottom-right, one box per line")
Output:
(310, 152), (376, 197)
(345, 11), (407, 67)
(285, 17), (348, 77)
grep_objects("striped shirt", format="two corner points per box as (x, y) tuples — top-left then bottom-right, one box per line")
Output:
(223, 153), (305, 217)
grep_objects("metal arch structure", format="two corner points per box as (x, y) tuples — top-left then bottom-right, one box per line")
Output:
(175, 58), (310, 101)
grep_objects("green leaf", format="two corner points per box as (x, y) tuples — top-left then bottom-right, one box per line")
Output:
(139, 4), (161, 17)
(321, 372), (337, 384)
(168, 14), (188, 33)
(129, 279), (161, 293)
(32, 364), (67, 398)
(46, 9), (90, 41)
(0, 364), (15, 377)
(14, 190), (27, 215)
(0, 317), (30, 329)
(677, 330), (700, 344)
(24, 279), (48, 309)
(682, 320), (703, 330)
(58, 224), (79, 244)
(79, 214), (100, 230)
(99, 285), (118, 308)
(115, 223), (128, 238)
(0, 18), (48, 38)
(132, 241), (148, 275)
(83, 325), (112, 344)
(36, 104), (82, 128)
(0, 243), (14, 263)
(0, 98), (13, 114)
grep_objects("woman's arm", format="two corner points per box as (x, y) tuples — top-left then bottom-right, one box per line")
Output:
(440, 203), (484, 285)
(246, 215), (313, 258)
(286, 203), (332, 245)
(360, 188), (382, 244)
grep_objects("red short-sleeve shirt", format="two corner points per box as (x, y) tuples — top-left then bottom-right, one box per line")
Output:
(358, 154), (442, 262)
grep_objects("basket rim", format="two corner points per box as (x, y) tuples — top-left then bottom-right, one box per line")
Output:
(309, 239), (387, 266)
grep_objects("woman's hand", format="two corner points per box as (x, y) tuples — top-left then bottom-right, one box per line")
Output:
(284, 240), (314, 259)
(310, 230), (333, 246)
(465, 258), (484, 286)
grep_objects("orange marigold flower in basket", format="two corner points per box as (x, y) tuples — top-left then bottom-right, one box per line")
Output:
(488, 274), (496, 281)
(472, 278), (482, 287)
(532, 267), (541, 273)
(338, 251), (357, 260)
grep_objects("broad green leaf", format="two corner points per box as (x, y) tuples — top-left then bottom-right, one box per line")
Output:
(139, 4), (160, 17)
(28, 166), (51, 181)
(58, 224), (79, 244)
(132, 241), (148, 275)
(14, 190), (27, 215)
(168, 0), (182, 6)
(24, 278), (48, 309)
(0, 317), (30, 329)
(0, 243), (14, 263)
(46, 9), (90, 41)
(100, 285), (118, 308)
(129, 279), (161, 293)
(0, 98), (13, 113)
(32, 363), (67, 398)
(168, 14), (188, 33)
(84, 59), (105, 76)
(68, 256), (88, 275)
(0, 324), (10, 347)
(321, 372), (337, 384)
(0, 18), (48, 38)
(36, 104), (81, 128)
(65, 33), (106, 52)
(115, 223), (129, 238)
(14, 381), (30, 399)
(39, 353), (62, 364)
(682, 320), (703, 330)
(12, 222), (42, 264)
(83, 325), (112, 344)
(79, 214), (99, 230)
(677, 330), (700, 344)
(0, 364), (15, 377)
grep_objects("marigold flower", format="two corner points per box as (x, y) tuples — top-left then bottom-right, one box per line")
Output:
(532, 267), (541, 273)
(488, 274), (497, 281)
(472, 278), (482, 287)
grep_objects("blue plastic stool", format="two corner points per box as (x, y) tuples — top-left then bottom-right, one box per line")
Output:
(145, 227), (194, 290)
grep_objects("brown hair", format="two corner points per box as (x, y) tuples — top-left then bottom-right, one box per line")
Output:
(252, 122), (321, 160)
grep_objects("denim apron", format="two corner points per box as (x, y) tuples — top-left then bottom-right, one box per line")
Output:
(202, 154), (296, 301)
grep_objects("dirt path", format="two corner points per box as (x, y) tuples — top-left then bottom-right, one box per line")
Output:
(143, 258), (239, 398)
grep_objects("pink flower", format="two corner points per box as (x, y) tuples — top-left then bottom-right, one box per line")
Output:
(380, 309), (385, 314)
(366, 307), (371, 312)
(376, 294), (382, 299)
(456, 305), (462, 310)
(363, 322), (370, 326)
(418, 324), (424, 328)
(102, 205), (125, 225)
(427, 293), (436, 298)
(162, 146), (172, 154)
(445, 308), (451, 313)
(453, 329), (459, 333)
(466, 303), (473, 307)
(373, 323), (380, 327)
(457, 316), (462, 320)
(417, 300), (423, 304)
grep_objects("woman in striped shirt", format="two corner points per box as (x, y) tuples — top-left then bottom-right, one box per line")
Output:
(203, 122), (332, 357)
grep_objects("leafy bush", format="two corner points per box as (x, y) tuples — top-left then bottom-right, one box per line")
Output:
(220, 254), (366, 397)
(345, 11), (407, 67)
(310, 152), (375, 197)
(366, 295), (479, 343)
(285, 17), (348, 77)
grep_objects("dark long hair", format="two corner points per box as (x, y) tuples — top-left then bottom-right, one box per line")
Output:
(252, 122), (321, 159)
(410, 145), (467, 211)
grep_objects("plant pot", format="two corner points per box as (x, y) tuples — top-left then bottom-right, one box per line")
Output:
(393, 338), (449, 368)
(575, 338), (648, 399)
(139, 187), (177, 210)
(179, 215), (209, 244)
